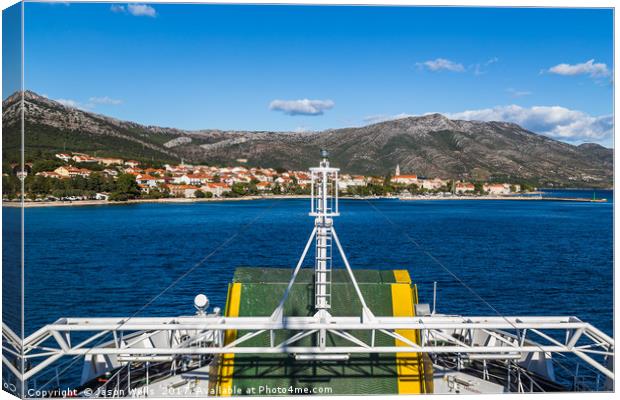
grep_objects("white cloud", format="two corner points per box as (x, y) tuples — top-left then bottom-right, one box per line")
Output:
(416, 58), (465, 72)
(269, 99), (334, 116)
(55, 96), (122, 111)
(293, 126), (315, 133)
(111, 4), (156, 17)
(56, 98), (81, 108)
(89, 96), (122, 105)
(473, 57), (499, 75)
(446, 105), (612, 142)
(363, 113), (412, 124)
(361, 105), (612, 143)
(416, 57), (499, 74)
(506, 88), (532, 98)
(547, 59), (610, 78)
(127, 4), (157, 17)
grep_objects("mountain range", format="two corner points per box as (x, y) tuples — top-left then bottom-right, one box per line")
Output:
(2, 91), (613, 187)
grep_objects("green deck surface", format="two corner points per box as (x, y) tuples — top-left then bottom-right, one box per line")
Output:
(220, 267), (417, 395)
(233, 267), (400, 285)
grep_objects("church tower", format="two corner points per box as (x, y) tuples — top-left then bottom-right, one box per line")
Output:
(395, 164), (400, 176)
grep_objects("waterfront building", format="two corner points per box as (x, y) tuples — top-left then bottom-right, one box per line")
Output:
(338, 175), (367, 191)
(138, 184), (151, 194)
(420, 178), (447, 190)
(256, 182), (271, 191)
(484, 183), (511, 195)
(165, 184), (200, 198)
(392, 174), (419, 185)
(455, 182), (475, 193)
(201, 182), (232, 197)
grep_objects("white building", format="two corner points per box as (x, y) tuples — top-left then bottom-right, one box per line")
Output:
(178, 174), (212, 186)
(136, 174), (164, 188)
(72, 154), (97, 163)
(338, 175), (366, 191)
(201, 183), (232, 197)
(392, 174), (418, 185)
(484, 183), (511, 195)
(102, 169), (118, 177)
(55, 153), (72, 162)
(95, 157), (124, 166)
(256, 182), (271, 191)
(420, 178), (447, 190)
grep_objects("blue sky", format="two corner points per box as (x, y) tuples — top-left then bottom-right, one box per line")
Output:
(16, 3), (614, 146)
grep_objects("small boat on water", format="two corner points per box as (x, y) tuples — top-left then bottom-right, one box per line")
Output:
(2, 151), (614, 396)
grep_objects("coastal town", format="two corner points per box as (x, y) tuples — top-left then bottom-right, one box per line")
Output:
(2, 152), (531, 203)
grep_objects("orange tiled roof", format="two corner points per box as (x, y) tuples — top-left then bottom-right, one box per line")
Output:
(137, 174), (158, 180)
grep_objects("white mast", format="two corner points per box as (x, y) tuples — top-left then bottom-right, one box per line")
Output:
(270, 149), (374, 348)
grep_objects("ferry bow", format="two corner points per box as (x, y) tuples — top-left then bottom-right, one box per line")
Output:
(2, 151), (614, 396)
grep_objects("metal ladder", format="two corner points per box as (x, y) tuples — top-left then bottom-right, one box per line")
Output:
(315, 222), (333, 311)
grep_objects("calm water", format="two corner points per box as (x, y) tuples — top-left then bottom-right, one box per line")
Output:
(2, 191), (614, 385)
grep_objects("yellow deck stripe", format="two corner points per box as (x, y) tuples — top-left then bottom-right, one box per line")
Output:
(218, 283), (242, 396)
(393, 270), (412, 284)
(391, 283), (424, 394)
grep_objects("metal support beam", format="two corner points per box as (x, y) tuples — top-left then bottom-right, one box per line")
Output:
(270, 227), (317, 322)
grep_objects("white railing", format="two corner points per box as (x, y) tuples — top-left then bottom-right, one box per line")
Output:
(3, 314), (614, 383)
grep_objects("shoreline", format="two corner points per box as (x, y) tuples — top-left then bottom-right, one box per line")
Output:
(3, 196), (269, 208)
(4, 195), (317, 208)
(2, 192), (609, 208)
(398, 195), (607, 203)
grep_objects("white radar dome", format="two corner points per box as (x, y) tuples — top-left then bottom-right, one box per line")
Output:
(194, 294), (209, 310)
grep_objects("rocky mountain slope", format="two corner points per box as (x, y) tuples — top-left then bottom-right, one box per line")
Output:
(2, 91), (613, 186)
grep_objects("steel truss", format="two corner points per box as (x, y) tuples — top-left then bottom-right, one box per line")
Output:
(2, 314), (614, 381)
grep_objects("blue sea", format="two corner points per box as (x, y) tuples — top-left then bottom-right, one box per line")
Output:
(2, 189), (614, 387)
